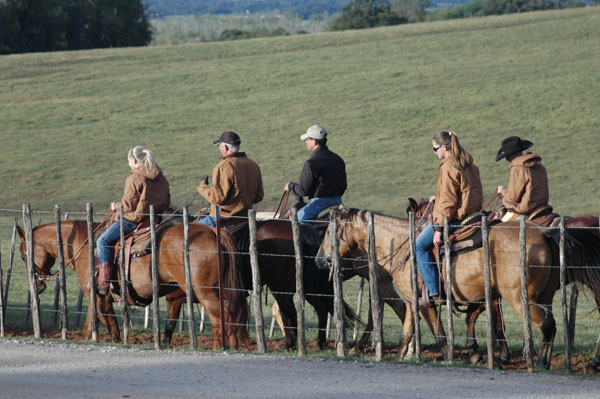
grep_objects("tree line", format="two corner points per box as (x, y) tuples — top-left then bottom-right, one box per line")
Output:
(0, 0), (151, 54)
(329, 0), (591, 30)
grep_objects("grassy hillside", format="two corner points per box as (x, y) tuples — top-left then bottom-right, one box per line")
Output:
(1, 8), (599, 217)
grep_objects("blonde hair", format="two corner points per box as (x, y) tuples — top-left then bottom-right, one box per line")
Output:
(432, 130), (470, 170)
(128, 146), (159, 172)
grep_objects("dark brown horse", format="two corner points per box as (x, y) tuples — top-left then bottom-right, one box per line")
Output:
(241, 219), (359, 350)
(316, 208), (600, 368)
(17, 220), (249, 349)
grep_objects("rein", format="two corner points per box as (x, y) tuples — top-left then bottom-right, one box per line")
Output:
(273, 190), (290, 220)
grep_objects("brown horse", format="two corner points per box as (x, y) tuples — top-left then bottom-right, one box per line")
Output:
(408, 198), (600, 369)
(17, 220), (249, 349)
(316, 208), (600, 368)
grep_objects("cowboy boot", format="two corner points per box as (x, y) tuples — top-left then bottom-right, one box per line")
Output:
(96, 262), (112, 296)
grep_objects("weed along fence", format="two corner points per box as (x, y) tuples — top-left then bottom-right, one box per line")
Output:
(1, 204), (600, 373)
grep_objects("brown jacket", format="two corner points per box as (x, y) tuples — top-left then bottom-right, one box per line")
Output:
(117, 167), (171, 224)
(502, 153), (549, 215)
(433, 152), (483, 228)
(197, 152), (264, 218)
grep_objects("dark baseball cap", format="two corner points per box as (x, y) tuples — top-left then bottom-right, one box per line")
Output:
(213, 131), (241, 145)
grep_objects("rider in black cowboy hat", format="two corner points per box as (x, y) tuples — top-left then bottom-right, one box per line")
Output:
(496, 136), (549, 221)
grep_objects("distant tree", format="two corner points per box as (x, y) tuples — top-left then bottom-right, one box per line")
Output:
(330, 0), (405, 31)
(0, 0), (152, 54)
(391, 0), (431, 23)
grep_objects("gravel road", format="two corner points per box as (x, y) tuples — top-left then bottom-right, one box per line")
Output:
(0, 338), (597, 399)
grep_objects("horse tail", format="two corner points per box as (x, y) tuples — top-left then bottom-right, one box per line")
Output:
(218, 228), (250, 339)
(343, 301), (362, 331)
(544, 226), (600, 300)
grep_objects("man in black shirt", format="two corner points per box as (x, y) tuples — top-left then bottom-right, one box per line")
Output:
(285, 125), (347, 224)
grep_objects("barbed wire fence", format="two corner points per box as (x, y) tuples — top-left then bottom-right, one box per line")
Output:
(0, 205), (599, 373)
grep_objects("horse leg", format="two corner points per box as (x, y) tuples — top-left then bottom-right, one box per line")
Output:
(273, 293), (297, 350)
(491, 298), (510, 364)
(352, 303), (373, 354)
(464, 303), (482, 355)
(427, 305), (449, 361)
(82, 302), (93, 340)
(97, 295), (120, 342)
(514, 301), (556, 369)
(398, 306), (415, 360)
(164, 295), (184, 347)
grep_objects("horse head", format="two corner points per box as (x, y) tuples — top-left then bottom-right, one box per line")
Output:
(315, 208), (364, 268)
(16, 223), (57, 294)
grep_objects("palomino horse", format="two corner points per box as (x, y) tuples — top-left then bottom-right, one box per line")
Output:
(240, 219), (359, 350)
(17, 220), (249, 349)
(316, 208), (600, 368)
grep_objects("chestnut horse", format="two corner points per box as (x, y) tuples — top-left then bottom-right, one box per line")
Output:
(17, 220), (249, 349)
(316, 208), (600, 368)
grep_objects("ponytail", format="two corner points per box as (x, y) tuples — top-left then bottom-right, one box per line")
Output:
(432, 130), (470, 170)
(128, 146), (160, 173)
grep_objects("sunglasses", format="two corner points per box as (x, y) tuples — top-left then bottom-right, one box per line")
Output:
(433, 144), (443, 152)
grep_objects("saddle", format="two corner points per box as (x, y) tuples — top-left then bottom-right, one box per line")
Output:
(108, 213), (183, 305)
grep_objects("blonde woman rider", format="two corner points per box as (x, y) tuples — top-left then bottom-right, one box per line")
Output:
(95, 146), (170, 296)
(416, 131), (483, 306)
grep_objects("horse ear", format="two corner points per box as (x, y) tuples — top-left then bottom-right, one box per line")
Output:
(16, 225), (26, 242)
(408, 198), (417, 213)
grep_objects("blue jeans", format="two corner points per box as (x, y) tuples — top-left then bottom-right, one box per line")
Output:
(197, 215), (217, 227)
(96, 218), (137, 264)
(415, 222), (458, 297)
(297, 196), (342, 225)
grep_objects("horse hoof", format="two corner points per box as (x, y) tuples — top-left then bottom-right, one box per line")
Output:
(469, 352), (481, 365)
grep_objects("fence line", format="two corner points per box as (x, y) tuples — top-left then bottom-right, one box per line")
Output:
(1, 204), (599, 372)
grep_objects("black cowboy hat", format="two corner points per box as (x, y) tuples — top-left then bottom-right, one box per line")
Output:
(213, 131), (241, 145)
(495, 136), (533, 162)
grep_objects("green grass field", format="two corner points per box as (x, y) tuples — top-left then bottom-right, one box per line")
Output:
(1, 7), (599, 216)
(1, 8), (600, 367)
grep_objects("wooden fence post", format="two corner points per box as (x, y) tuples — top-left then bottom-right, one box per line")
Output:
(353, 277), (366, 341)
(559, 217), (571, 371)
(329, 209), (345, 357)
(519, 215), (534, 372)
(481, 216), (494, 369)
(150, 205), (161, 349)
(367, 211), (383, 361)
(183, 206), (198, 350)
(214, 206), (227, 350)
(408, 212), (421, 360)
(85, 203), (98, 342)
(54, 205), (68, 340)
(248, 209), (266, 353)
(290, 209), (305, 357)
(2, 217), (18, 315)
(118, 205), (130, 344)
(0, 238), (4, 337)
(443, 217), (454, 363)
(23, 204), (42, 339)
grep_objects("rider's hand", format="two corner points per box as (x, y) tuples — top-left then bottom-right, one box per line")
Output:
(433, 230), (442, 246)
(200, 175), (209, 185)
(497, 185), (506, 195)
(284, 183), (290, 192)
(110, 202), (117, 211)
(429, 195), (436, 203)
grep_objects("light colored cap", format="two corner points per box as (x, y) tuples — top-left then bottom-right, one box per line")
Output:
(300, 125), (327, 141)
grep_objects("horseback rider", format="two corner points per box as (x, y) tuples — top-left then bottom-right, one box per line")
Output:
(416, 130), (483, 306)
(284, 125), (347, 224)
(96, 146), (170, 296)
(495, 136), (549, 222)
(197, 131), (264, 226)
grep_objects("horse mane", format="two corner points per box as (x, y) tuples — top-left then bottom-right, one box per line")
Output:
(545, 227), (600, 301)
(216, 228), (250, 336)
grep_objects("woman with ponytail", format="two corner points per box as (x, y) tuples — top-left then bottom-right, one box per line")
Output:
(415, 130), (483, 306)
(95, 146), (171, 295)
